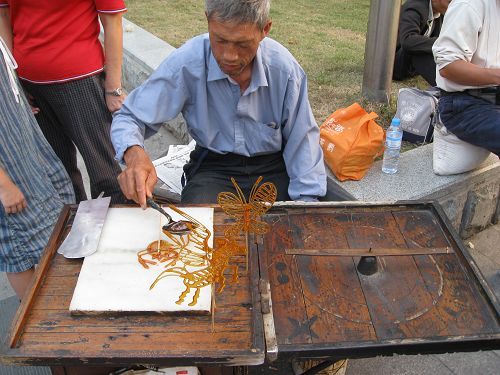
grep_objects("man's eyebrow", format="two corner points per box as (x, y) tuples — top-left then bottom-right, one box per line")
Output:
(213, 33), (254, 44)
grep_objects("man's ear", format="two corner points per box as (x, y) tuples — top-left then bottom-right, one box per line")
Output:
(262, 20), (272, 37)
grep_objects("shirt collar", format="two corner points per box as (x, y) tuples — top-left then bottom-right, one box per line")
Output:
(425, 0), (441, 37)
(207, 43), (269, 94)
(246, 46), (268, 94)
(207, 52), (227, 82)
(428, 0), (440, 21)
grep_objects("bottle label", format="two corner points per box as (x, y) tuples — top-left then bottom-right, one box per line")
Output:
(386, 130), (402, 148)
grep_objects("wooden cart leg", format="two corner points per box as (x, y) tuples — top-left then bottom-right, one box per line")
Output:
(50, 367), (65, 375)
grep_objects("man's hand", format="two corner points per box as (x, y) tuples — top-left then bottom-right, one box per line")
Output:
(118, 146), (157, 208)
(105, 92), (126, 113)
(0, 180), (27, 214)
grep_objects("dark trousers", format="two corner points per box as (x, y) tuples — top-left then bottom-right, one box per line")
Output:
(181, 146), (290, 204)
(23, 75), (125, 204)
(393, 49), (437, 86)
(439, 93), (500, 156)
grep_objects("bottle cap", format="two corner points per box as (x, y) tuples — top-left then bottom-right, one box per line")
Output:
(392, 117), (401, 126)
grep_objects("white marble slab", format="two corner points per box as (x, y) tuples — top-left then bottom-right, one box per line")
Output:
(70, 207), (214, 314)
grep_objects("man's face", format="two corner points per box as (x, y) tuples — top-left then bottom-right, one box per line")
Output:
(432, 0), (452, 14)
(208, 17), (271, 80)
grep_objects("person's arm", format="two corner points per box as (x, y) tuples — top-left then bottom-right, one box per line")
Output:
(0, 6), (13, 51)
(399, 3), (436, 54)
(0, 166), (27, 214)
(432, 1), (500, 87)
(440, 60), (500, 86)
(99, 12), (125, 113)
(281, 73), (326, 201)
(111, 53), (189, 207)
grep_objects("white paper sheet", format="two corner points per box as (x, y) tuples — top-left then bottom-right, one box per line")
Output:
(70, 206), (214, 314)
(153, 140), (195, 196)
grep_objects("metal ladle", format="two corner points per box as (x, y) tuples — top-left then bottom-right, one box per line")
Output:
(146, 198), (197, 235)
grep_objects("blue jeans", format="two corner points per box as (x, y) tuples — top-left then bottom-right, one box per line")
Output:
(438, 93), (500, 156)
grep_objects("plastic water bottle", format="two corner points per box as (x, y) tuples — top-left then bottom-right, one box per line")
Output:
(382, 117), (403, 174)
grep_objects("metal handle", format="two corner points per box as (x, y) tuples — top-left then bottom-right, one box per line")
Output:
(146, 198), (173, 224)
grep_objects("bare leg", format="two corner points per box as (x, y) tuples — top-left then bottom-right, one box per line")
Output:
(6, 268), (35, 300)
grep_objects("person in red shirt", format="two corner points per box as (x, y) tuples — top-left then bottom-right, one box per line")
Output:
(0, 0), (127, 204)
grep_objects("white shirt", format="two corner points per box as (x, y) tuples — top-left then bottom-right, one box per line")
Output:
(433, 0), (500, 92)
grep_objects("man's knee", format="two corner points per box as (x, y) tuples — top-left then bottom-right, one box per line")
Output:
(433, 124), (492, 175)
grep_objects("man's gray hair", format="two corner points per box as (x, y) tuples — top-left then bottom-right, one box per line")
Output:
(205, 0), (271, 30)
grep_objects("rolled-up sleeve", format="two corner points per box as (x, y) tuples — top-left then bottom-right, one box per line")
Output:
(94, 0), (127, 13)
(111, 60), (188, 163)
(432, 2), (481, 70)
(281, 73), (326, 201)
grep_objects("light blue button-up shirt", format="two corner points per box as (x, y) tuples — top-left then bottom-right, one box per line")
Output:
(111, 34), (326, 200)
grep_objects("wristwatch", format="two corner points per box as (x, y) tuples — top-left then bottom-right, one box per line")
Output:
(105, 87), (123, 96)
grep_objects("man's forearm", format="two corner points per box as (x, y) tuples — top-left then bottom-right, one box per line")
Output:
(0, 8), (13, 51)
(440, 60), (500, 87)
(99, 12), (123, 91)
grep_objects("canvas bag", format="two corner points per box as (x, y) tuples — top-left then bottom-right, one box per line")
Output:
(395, 87), (439, 144)
(319, 103), (385, 181)
(433, 122), (491, 175)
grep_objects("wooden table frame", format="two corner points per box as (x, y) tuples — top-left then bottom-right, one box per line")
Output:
(249, 201), (500, 374)
(1, 205), (265, 368)
(1, 201), (499, 375)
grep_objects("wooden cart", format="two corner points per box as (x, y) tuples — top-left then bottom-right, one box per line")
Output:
(1, 202), (499, 374)
(250, 202), (500, 373)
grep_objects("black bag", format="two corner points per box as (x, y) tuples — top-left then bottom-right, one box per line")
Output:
(395, 88), (440, 144)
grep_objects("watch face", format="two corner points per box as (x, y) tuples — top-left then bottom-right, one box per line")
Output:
(107, 88), (123, 96)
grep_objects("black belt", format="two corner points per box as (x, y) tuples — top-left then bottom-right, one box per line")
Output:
(440, 87), (500, 104)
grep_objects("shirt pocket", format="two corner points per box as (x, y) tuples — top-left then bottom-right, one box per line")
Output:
(244, 120), (282, 154)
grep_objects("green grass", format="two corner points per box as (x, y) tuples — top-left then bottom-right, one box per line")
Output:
(124, 0), (427, 128)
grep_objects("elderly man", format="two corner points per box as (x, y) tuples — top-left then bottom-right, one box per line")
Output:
(393, 0), (452, 86)
(432, 0), (500, 171)
(111, 0), (326, 207)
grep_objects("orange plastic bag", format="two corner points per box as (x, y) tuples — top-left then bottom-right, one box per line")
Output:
(319, 103), (385, 181)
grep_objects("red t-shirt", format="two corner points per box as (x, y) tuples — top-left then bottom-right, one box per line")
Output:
(0, 0), (126, 83)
